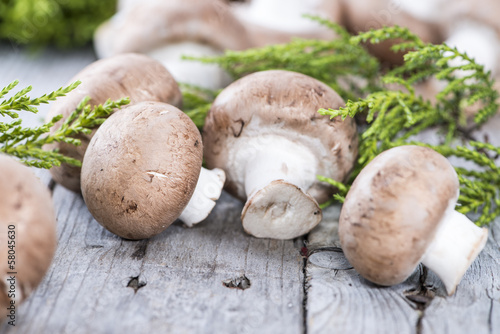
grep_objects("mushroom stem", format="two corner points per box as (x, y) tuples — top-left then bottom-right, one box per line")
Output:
(147, 41), (232, 90)
(240, 137), (323, 239)
(243, 137), (317, 199)
(178, 167), (226, 227)
(421, 209), (488, 295)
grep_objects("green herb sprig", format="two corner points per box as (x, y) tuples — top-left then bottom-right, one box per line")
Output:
(0, 80), (129, 168)
(185, 16), (380, 101)
(319, 26), (500, 226)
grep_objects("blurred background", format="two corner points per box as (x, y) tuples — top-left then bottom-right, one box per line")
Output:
(1, 0), (499, 128)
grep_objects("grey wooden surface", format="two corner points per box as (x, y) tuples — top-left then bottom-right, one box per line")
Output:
(1, 45), (500, 334)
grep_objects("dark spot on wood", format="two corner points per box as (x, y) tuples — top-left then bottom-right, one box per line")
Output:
(86, 245), (104, 249)
(231, 119), (245, 138)
(194, 139), (199, 147)
(127, 276), (146, 293)
(131, 241), (148, 260)
(222, 275), (251, 290)
(126, 203), (138, 213)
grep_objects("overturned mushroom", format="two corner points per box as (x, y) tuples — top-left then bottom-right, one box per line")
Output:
(81, 102), (225, 240)
(203, 70), (358, 239)
(94, 0), (251, 89)
(44, 53), (182, 192)
(339, 145), (488, 295)
(0, 155), (57, 321)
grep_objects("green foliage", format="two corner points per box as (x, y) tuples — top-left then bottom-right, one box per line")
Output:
(0, 0), (116, 48)
(0, 80), (129, 168)
(185, 16), (381, 101)
(320, 26), (500, 226)
(180, 84), (219, 130)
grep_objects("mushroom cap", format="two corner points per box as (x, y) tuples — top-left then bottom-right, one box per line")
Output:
(0, 155), (56, 317)
(45, 53), (182, 192)
(94, 0), (252, 59)
(339, 145), (460, 286)
(81, 102), (203, 240)
(339, 0), (444, 65)
(203, 70), (358, 203)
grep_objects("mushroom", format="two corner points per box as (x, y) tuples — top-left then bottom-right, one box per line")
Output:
(81, 101), (225, 240)
(203, 70), (358, 239)
(44, 53), (182, 192)
(0, 154), (56, 321)
(339, 0), (444, 65)
(231, 0), (342, 46)
(339, 145), (488, 295)
(94, 0), (252, 90)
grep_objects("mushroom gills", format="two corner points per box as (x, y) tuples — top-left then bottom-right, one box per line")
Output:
(147, 41), (232, 90)
(420, 206), (488, 295)
(178, 167), (226, 227)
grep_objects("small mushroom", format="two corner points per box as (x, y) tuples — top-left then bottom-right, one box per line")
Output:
(231, 0), (342, 46)
(44, 53), (182, 192)
(0, 155), (56, 320)
(81, 101), (225, 240)
(203, 70), (358, 239)
(339, 145), (488, 295)
(94, 0), (252, 89)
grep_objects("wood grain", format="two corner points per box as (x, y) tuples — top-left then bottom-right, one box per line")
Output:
(1, 186), (304, 334)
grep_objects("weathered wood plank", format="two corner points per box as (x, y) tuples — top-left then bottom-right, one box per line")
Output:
(306, 207), (500, 334)
(1, 185), (304, 334)
(305, 205), (421, 334)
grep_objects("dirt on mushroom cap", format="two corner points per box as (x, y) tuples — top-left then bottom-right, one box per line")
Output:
(45, 53), (182, 193)
(81, 102), (203, 240)
(203, 70), (358, 203)
(0, 155), (57, 319)
(339, 145), (459, 286)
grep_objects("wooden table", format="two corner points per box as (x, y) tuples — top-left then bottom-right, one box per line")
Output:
(1, 44), (499, 334)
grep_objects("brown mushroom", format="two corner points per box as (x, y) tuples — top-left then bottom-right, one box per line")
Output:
(339, 145), (488, 295)
(44, 53), (182, 192)
(231, 0), (342, 46)
(203, 70), (358, 239)
(94, 0), (252, 89)
(339, 0), (444, 65)
(0, 155), (56, 321)
(81, 101), (225, 240)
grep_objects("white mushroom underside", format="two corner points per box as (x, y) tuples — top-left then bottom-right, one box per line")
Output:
(226, 129), (325, 239)
(147, 42), (232, 90)
(234, 0), (326, 33)
(178, 167), (226, 227)
(420, 201), (488, 295)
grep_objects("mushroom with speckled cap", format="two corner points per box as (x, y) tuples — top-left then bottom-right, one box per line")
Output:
(81, 102), (225, 240)
(339, 145), (488, 295)
(94, 0), (252, 90)
(203, 70), (358, 240)
(0, 154), (56, 320)
(44, 53), (182, 193)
